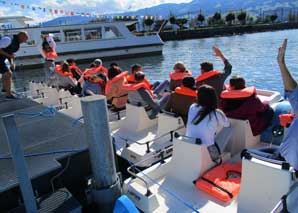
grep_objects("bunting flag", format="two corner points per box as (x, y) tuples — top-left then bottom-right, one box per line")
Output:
(1, 0), (165, 21)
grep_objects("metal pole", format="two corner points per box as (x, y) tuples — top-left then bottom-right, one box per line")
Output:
(2, 114), (38, 213)
(81, 95), (121, 212)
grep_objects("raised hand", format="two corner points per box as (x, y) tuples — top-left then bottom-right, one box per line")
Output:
(213, 46), (226, 61)
(277, 39), (287, 64)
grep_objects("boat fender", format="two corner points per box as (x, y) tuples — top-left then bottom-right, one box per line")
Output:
(196, 70), (221, 82)
(220, 86), (256, 99)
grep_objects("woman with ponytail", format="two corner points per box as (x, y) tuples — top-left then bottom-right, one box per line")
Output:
(186, 84), (230, 146)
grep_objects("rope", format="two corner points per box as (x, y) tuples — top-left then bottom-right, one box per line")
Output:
(15, 106), (57, 118)
(112, 137), (200, 213)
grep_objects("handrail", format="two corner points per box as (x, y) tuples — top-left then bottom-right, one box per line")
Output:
(115, 126), (184, 153)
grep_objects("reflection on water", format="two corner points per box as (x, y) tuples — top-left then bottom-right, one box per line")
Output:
(9, 29), (298, 94)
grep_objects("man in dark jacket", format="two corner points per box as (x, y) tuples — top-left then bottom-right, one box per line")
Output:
(0, 32), (28, 98)
(164, 77), (197, 124)
(196, 46), (232, 98)
(220, 76), (274, 136)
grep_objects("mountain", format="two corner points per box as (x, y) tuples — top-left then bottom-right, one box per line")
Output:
(42, 0), (298, 26)
(123, 0), (298, 17)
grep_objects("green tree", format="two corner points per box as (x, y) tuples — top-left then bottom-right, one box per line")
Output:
(270, 14), (278, 23)
(143, 18), (154, 31)
(237, 10), (247, 25)
(225, 12), (235, 25)
(176, 18), (188, 29)
(213, 12), (221, 23)
(197, 13), (205, 25)
(169, 16), (176, 25)
(288, 11), (295, 22)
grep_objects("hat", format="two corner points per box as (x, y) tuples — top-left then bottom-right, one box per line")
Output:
(94, 58), (102, 65)
(182, 76), (196, 89)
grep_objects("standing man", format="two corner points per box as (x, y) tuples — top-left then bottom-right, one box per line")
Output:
(0, 31), (28, 99)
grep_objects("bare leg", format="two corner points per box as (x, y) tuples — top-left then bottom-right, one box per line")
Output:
(2, 70), (12, 96)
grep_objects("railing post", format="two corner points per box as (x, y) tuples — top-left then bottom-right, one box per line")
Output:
(2, 114), (38, 213)
(81, 95), (121, 212)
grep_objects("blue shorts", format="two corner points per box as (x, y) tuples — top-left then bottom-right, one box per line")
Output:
(0, 60), (9, 74)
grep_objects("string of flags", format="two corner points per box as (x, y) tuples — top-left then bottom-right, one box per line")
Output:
(0, 0), (164, 20)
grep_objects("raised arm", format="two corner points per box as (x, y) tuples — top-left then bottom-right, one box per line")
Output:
(277, 39), (297, 92)
(213, 46), (232, 76)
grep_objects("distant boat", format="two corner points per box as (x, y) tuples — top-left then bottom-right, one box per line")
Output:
(0, 16), (164, 68)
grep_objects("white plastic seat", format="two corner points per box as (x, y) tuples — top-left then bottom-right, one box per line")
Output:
(227, 119), (260, 156)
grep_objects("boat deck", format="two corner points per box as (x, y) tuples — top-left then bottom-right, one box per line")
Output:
(0, 95), (88, 193)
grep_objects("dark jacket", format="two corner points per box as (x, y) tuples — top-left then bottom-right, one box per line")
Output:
(196, 60), (232, 98)
(220, 95), (274, 136)
(164, 92), (197, 124)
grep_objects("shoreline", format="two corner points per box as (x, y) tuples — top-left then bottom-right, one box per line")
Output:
(159, 22), (298, 41)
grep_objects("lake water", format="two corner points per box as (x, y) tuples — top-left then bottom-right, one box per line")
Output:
(9, 29), (298, 95)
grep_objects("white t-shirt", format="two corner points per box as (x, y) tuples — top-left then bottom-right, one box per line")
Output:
(0, 36), (12, 49)
(186, 104), (230, 146)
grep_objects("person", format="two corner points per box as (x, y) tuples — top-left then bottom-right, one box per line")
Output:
(82, 72), (107, 96)
(277, 39), (298, 170)
(0, 31), (28, 98)
(186, 84), (230, 146)
(105, 66), (128, 110)
(92, 58), (108, 75)
(66, 58), (82, 81)
(127, 64), (152, 89)
(196, 46), (232, 97)
(123, 72), (169, 119)
(164, 76), (197, 124)
(127, 63), (170, 97)
(169, 62), (192, 91)
(220, 75), (274, 136)
(40, 33), (58, 87)
(55, 61), (81, 94)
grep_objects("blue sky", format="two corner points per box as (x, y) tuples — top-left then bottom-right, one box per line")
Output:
(0, 0), (191, 23)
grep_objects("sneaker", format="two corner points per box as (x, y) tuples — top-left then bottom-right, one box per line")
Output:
(5, 94), (19, 100)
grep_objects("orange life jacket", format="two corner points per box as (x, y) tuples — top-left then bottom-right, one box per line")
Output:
(220, 86), (256, 99)
(43, 49), (58, 60)
(122, 81), (154, 97)
(84, 65), (108, 77)
(196, 163), (242, 203)
(127, 74), (152, 89)
(169, 71), (192, 81)
(175, 86), (197, 97)
(55, 65), (73, 77)
(69, 65), (82, 75)
(105, 71), (128, 94)
(279, 113), (295, 127)
(196, 70), (221, 82)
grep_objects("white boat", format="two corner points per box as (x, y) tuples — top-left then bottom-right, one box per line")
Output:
(122, 89), (298, 213)
(0, 16), (163, 68)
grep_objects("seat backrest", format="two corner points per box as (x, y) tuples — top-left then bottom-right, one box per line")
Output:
(157, 113), (184, 136)
(226, 119), (260, 156)
(41, 87), (60, 106)
(238, 157), (294, 213)
(168, 136), (214, 184)
(29, 82), (47, 97)
(121, 103), (157, 132)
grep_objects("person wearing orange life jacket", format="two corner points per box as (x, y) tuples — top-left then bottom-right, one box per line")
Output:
(127, 64), (153, 88)
(169, 62), (192, 91)
(220, 75), (274, 136)
(66, 58), (82, 81)
(164, 77), (197, 124)
(196, 46), (232, 98)
(105, 66), (128, 110)
(54, 61), (82, 95)
(123, 72), (169, 119)
(40, 33), (58, 87)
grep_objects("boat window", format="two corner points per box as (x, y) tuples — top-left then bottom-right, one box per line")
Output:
(104, 26), (122, 39)
(41, 31), (62, 42)
(64, 29), (82, 42)
(85, 28), (102, 40)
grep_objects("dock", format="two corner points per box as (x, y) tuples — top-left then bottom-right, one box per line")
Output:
(0, 95), (90, 211)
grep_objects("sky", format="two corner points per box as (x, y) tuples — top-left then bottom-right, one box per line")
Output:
(0, 0), (192, 23)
